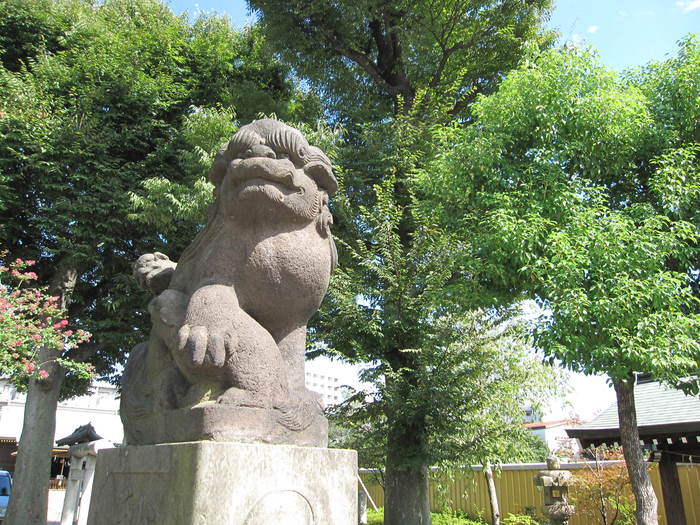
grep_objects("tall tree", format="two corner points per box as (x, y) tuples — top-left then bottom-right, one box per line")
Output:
(0, 1), (316, 523)
(422, 40), (700, 525)
(248, 2), (556, 524)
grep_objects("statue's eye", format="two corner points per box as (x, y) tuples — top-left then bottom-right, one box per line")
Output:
(277, 152), (289, 160)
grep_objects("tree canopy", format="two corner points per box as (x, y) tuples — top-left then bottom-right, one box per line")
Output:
(0, 0), (318, 376)
(422, 37), (700, 525)
(247, 2), (562, 524)
(250, 0), (555, 121)
(423, 41), (700, 389)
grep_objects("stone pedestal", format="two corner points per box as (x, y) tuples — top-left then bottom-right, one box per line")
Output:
(86, 441), (357, 525)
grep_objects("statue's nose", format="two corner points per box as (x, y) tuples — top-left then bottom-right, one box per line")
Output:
(241, 144), (276, 159)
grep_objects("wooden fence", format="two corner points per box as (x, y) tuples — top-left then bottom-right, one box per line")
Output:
(360, 462), (700, 524)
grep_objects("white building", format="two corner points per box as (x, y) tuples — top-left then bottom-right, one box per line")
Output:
(524, 418), (581, 456)
(305, 362), (346, 407)
(0, 379), (123, 475)
(0, 379), (123, 445)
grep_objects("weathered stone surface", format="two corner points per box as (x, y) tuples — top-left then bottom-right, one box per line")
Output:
(121, 119), (337, 446)
(123, 404), (327, 446)
(87, 442), (357, 525)
(534, 455), (575, 525)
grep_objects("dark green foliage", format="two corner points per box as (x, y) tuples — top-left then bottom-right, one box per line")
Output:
(0, 0), (319, 382)
(249, 0), (556, 121)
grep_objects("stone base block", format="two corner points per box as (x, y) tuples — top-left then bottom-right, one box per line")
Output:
(87, 441), (357, 525)
(127, 404), (328, 447)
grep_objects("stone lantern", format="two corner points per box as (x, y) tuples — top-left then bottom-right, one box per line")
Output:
(534, 456), (575, 525)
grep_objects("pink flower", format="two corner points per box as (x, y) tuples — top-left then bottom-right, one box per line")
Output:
(38, 370), (49, 379)
(11, 353), (18, 359)
(25, 260), (35, 266)
(10, 270), (19, 277)
(53, 323), (62, 330)
(32, 334), (42, 342)
(12, 340), (22, 347)
(14, 258), (22, 264)
(60, 319), (68, 326)
(63, 330), (73, 337)
(24, 272), (37, 280)
(24, 362), (36, 373)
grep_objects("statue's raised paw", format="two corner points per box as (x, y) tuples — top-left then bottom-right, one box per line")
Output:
(134, 252), (177, 295)
(177, 323), (234, 369)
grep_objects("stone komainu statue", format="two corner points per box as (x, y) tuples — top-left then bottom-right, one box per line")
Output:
(121, 119), (337, 447)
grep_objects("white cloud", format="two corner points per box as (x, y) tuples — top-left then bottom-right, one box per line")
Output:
(587, 25), (599, 34)
(570, 33), (584, 46)
(683, 0), (700, 11)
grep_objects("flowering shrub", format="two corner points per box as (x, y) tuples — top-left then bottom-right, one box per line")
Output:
(570, 445), (635, 525)
(0, 258), (93, 386)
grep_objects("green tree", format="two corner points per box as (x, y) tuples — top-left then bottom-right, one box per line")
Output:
(0, 1), (315, 523)
(422, 40), (700, 525)
(250, 0), (555, 120)
(329, 311), (560, 468)
(249, 2), (557, 523)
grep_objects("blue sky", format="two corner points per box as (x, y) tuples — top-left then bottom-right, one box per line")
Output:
(168, 0), (700, 71)
(548, 0), (699, 70)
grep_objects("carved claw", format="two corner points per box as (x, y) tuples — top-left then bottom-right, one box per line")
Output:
(177, 324), (232, 368)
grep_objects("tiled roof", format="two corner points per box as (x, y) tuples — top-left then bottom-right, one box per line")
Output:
(524, 419), (580, 429)
(572, 381), (700, 431)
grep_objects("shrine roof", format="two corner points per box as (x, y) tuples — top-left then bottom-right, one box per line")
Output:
(567, 380), (700, 440)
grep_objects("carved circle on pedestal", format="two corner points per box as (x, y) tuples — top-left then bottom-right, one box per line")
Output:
(243, 490), (315, 525)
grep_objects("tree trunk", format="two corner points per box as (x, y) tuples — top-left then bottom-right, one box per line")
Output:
(384, 463), (431, 525)
(4, 350), (65, 525)
(383, 422), (431, 525)
(5, 262), (75, 525)
(613, 376), (658, 525)
(484, 462), (501, 525)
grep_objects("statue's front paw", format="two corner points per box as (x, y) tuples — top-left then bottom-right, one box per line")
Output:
(177, 324), (234, 368)
(134, 252), (176, 295)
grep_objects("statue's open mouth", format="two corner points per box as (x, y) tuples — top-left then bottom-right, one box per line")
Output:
(236, 179), (299, 204)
